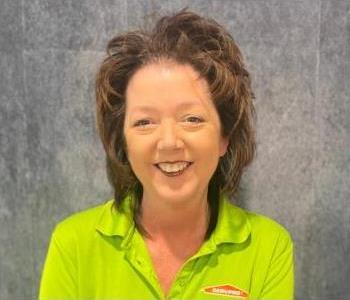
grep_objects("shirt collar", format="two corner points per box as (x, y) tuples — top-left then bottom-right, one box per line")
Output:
(211, 194), (251, 245)
(95, 193), (134, 238)
(95, 193), (251, 245)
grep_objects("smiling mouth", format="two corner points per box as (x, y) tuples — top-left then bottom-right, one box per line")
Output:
(154, 162), (193, 177)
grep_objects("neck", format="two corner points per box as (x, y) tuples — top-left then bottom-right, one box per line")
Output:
(139, 191), (209, 241)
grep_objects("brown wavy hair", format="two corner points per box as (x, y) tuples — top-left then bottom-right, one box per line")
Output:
(95, 9), (256, 238)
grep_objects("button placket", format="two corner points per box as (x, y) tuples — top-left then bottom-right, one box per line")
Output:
(167, 259), (197, 298)
(124, 237), (164, 299)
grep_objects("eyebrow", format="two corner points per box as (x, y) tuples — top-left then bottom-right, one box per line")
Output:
(131, 102), (202, 113)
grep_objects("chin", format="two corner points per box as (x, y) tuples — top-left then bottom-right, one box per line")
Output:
(153, 183), (204, 203)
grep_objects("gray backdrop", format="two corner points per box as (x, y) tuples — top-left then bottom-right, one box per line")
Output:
(0, 0), (349, 299)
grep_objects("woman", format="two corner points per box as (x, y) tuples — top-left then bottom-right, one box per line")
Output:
(39, 10), (294, 300)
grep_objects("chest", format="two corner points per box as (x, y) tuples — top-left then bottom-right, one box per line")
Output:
(145, 239), (200, 296)
(81, 238), (260, 300)
(151, 251), (184, 295)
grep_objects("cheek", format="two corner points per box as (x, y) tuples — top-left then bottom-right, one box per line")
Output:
(124, 134), (153, 165)
(192, 130), (223, 155)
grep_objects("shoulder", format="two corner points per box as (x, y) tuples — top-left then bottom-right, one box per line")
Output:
(217, 198), (293, 253)
(223, 198), (293, 250)
(51, 199), (114, 243)
(223, 199), (292, 245)
(247, 209), (292, 239)
(242, 208), (294, 256)
(227, 204), (294, 271)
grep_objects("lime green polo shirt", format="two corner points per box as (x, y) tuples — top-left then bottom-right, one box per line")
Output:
(38, 194), (294, 300)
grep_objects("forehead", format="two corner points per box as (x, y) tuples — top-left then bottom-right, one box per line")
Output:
(125, 62), (214, 112)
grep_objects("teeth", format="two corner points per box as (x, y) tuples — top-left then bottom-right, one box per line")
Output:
(157, 162), (191, 173)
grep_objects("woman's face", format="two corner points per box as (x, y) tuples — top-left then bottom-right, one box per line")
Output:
(123, 62), (228, 205)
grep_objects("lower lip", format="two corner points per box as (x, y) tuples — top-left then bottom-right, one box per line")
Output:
(155, 163), (193, 177)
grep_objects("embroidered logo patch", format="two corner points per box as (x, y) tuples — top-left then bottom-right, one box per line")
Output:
(202, 284), (249, 298)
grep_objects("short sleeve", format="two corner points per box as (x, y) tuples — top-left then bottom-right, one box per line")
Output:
(38, 224), (78, 300)
(259, 227), (295, 300)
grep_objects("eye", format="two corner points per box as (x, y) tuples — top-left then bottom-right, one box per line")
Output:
(133, 119), (152, 127)
(185, 116), (204, 123)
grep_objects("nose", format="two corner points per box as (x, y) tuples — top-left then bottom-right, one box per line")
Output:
(157, 120), (184, 151)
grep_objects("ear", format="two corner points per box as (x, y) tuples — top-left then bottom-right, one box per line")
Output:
(219, 137), (229, 157)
